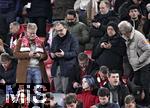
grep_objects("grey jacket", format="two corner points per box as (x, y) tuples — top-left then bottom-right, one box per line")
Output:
(123, 28), (150, 71)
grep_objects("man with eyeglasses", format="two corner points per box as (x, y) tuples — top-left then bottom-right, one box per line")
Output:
(50, 21), (79, 93)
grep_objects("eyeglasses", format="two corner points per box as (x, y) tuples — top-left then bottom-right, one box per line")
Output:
(56, 28), (65, 33)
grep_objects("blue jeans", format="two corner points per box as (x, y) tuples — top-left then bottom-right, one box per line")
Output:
(26, 67), (42, 84)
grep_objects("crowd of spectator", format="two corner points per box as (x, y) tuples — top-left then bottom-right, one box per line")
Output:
(0, 0), (150, 108)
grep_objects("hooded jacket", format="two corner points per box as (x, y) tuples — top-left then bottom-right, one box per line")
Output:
(92, 22), (126, 72)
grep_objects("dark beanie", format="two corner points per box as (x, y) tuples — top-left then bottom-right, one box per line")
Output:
(128, 5), (139, 13)
(107, 21), (119, 32)
(82, 75), (95, 87)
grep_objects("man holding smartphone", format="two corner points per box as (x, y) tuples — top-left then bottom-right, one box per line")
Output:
(50, 21), (79, 93)
(14, 23), (48, 84)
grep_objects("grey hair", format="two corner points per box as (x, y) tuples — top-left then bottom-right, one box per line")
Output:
(53, 20), (68, 29)
(118, 21), (133, 33)
(10, 21), (20, 26)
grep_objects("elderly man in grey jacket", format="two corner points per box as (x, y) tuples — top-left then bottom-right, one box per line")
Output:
(118, 21), (150, 106)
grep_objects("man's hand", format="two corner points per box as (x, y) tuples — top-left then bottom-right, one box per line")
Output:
(92, 22), (101, 28)
(29, 51), (35, 57)
(0, 79), (6, 84)
(90, 105), (97, 108)
(50, 99), (57, 107)
(50, 52), (56, 58)
(29, 51), (41, 58)
(141, 90), (145, 100)
(0, 46), (4, 53)
(100, 42), (111, 49)
(105, 42), (112, 49)
(73, 82), (80, 88)
(34, 53), (41, 58)
(55, 49), (64, 57)
(100, 42), (107, 48)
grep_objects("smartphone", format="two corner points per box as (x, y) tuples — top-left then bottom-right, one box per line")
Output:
(104, 42), (108, 45)
(33, 52), (37, 54)
(56, 49), (61, 52)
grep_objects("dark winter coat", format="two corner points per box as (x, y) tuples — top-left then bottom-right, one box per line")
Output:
(0, 60), (17, 84)
(143, 19), (150, 40)
(95, 102), (120, 108)
(28, 0), (52, 18)
(68, 59), (99, 93)
(94, 11), (119, 26)
(92, 34), (126, 72)
(51, 31), (79, 77)
(104, 82), (130, 106)
(89, 10), (119, 50)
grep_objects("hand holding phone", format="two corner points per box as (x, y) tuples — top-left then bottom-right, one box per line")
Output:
(33, 52), (37, 54)
(56, 49), (62, 52)
(55, 49), (64, 57)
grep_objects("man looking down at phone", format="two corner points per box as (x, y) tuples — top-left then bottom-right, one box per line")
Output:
(50, 21), (79, 93)
(92, 22), (126, 77)
(14, 23), (48, 84)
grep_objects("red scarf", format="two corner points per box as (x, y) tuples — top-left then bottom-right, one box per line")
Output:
(20, 36), (43, 47)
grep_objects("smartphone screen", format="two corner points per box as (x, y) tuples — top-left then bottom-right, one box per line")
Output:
(56, 49), (61, 52)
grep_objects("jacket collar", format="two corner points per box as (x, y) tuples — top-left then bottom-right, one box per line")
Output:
(129, 27), (135, 40)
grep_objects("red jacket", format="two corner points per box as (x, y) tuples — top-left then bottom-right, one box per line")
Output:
(77, 90), (99, 108)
